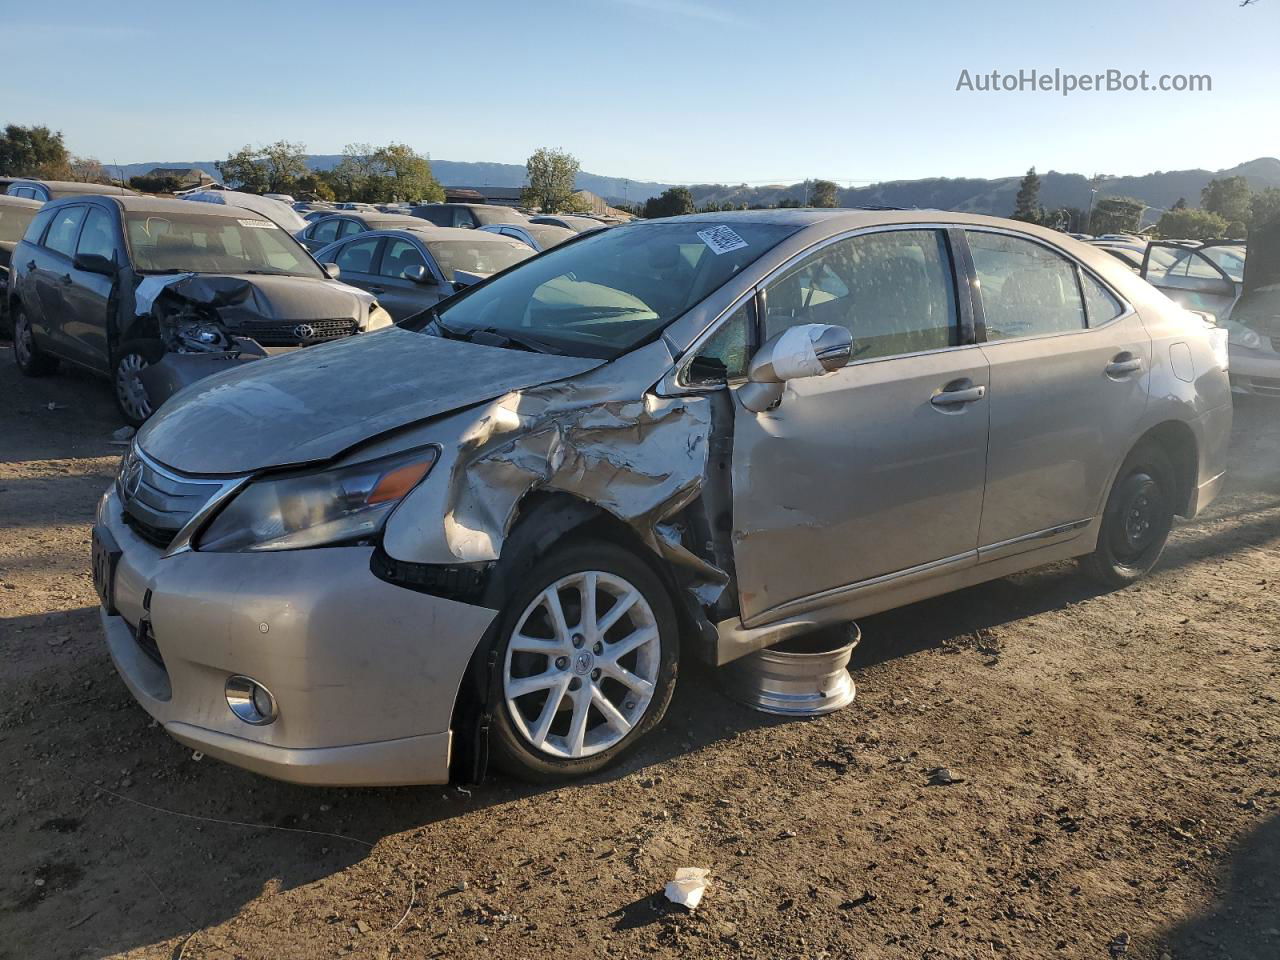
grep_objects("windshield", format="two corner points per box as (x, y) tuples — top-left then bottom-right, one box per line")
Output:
(124, 211), (322, 277)
(426, 238), (533, 280)
(0, 206), (37, 244)
(434, 220), (797, 358)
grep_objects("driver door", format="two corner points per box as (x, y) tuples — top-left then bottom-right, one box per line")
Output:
(725, 229), (991, 625)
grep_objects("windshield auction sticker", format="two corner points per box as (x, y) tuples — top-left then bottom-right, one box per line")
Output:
(697, 225), (749, 255)
(237, 218), (278, 229)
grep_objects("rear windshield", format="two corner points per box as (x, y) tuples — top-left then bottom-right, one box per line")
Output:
(435, 220), (797, 358)
(426, 239), (533, 280)
(124, 211), (321, 277)
(0, 205), (38, 244)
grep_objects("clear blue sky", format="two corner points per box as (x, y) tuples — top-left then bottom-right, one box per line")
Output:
(5, 0), (1275, 185)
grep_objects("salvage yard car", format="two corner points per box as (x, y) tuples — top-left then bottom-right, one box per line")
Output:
(0, 194), (43, 332)
(1140, 226), (1280, 398)
(297, 211), (427, 252)
(91, 209), (1231, 787)
(10, 195), (393, 425)
(312, 225), (534, 320)
(479, 221), (577, 251)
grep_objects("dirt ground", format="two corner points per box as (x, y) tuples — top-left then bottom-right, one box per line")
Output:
(1, 343), (1277, 960)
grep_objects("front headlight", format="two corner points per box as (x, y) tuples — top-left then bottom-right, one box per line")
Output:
(367, 303), (394, 330)
(198, 446), (438, 552)
(1224, 320), (1262, 350)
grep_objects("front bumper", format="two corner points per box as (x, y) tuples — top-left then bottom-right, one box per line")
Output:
(1228, 343), (1280, 398)
(95, 487), (497, 786)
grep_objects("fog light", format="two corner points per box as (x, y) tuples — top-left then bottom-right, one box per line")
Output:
(225, 675), (277, 725)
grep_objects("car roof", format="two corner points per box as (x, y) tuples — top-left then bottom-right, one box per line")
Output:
(340, 226), (530, 245)
(0, 195), (44, 210)
(86, 195), (277, 218)
(10, 179), (135, 196)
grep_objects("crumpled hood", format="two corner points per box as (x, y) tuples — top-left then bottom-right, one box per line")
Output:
(135, 273), (375, 325)
(136, 329), (603, 474)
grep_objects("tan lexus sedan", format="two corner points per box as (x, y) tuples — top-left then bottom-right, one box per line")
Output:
(91, 209), (1232, 786)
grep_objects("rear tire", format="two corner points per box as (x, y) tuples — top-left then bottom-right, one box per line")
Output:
(488, 540), (679, 783)
(113, 339), (164, 428)
(12, 308), (59, 376)
(1080, 442), (1177, 588)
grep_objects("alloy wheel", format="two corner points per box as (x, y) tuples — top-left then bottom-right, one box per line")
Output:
(115, 353), (153, 423)
(503, 570), (660, 759)
(14, 313), (34, 367)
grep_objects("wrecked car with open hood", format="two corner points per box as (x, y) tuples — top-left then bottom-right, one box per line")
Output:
(91, 209), (1230, 786)
(8, 194), (393, 425)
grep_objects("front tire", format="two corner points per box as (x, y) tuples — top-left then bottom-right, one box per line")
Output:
(12, 308), (59, 376)
(489, 540), (679, 783)
(1081, 442), (1176, 588)
(113, 339), (164, 427)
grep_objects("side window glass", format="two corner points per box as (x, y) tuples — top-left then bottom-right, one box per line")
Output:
(335, 237), (381, 274)
(45, 205), (87, 258)
(338, 219), (364, 239)
(763, 229), (958, 361)
(313, 218), (340, 244)
(1081, 273), (1123, 326)
(25, 206), (57, 244)
(379, 238), (428, 279)
(76, 207), (120, 262)
(967, 232), (1086, 341)
(688, 297), (756, 385)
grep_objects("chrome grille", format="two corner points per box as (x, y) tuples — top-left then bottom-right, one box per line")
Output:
(118, 448), (224, 549)
(243, 318), (358, 347)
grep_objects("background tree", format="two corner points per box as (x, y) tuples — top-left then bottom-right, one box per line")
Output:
(1012, 167), (1043, 223)
(523, 147), (580, 213)
(643, 187), (695, 219)
(295, 172), (336, 202)
(128, 173), (183, 194)
(810, 179), (838, 208)
(68, 156), (105, 183)
(329, 143), (379, 200)
(1249, 186), (1280, 231)
(216, 141), (309, 193)
(1172, 197), (1188, 211)
(1155, 207), (1229, 241)
(0, 123), (70, 177)
(368, 143), (443, 202)
(1089, 196), (1144, 235)
(1201, 176), (1252, 226)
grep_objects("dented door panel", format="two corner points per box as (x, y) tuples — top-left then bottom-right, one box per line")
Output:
(729, 347), (991, 625)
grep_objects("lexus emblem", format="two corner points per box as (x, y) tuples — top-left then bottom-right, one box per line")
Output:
(293, 323), (317, 341)
(123, 456), (144, 500)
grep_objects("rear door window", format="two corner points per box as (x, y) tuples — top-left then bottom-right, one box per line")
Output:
(337, 218), (365, 239)
(335, 236), (382, 275)
(44, 205), (87, 258)
(1081, 273), (1123, 326)
(311, 218), (340, 244)
(966, 232), (1086, 340)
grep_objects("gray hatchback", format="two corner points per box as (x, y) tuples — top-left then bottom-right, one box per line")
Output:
(92, 209), (1231, 786)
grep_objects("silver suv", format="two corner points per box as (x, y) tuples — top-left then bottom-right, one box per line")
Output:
(91, 210), (1232, 785)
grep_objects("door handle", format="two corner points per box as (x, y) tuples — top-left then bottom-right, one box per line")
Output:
(369, 286), (386, 294)
(1106, 355), (1143, 376)
(58, 274), (73, 285)
(26, 260), (36, 271)
(931, 384), (986, 407)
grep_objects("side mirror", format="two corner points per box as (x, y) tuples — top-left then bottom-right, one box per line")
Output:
(73, 252), (117, 276)
(404, 263), (431, 284)
(738, 323), (853, 413)
(322, 262), (341, 280)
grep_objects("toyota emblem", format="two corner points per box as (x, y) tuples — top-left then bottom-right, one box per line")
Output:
(293, 323), (317, 341)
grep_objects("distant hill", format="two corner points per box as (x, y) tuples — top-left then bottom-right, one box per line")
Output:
(106, 156), (1280, 222)
(106, 157), (677, 205)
